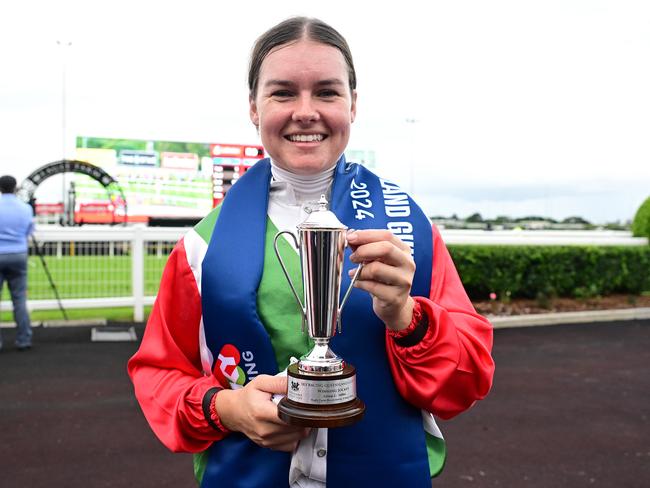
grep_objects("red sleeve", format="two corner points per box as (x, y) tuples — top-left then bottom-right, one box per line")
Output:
(127, 239), (228, 453)
(385, 225), (495, 419)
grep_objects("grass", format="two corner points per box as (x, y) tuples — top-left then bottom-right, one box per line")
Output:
(23, 254), (167, 299)
(1, 253), (166, 323)
(1, 306), (153, 323)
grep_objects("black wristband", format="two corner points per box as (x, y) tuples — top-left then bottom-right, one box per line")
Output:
(393, 313), (429, 348)
(202, 387), (223, 431)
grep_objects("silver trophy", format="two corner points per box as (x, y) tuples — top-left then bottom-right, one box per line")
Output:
(274, 195), (365, 427)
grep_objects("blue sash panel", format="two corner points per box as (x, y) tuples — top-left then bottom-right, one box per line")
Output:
(201, 156), (433, 487)
(329, 159), (432, 300)
(327, 160), (433, 486)
(201, 160), (290, 488)
(202, 437), (290, 488)
(202, 160), (279, 378)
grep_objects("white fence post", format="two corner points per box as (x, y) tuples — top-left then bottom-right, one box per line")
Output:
(132, 225), (145, 322)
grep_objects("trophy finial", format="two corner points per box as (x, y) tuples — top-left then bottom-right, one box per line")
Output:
(318, 194), (328, 210)
(301, 195), (346, 230)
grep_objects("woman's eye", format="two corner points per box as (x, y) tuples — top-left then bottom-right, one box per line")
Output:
(271, 90), (293, 98)
(318, 89), (339, 98)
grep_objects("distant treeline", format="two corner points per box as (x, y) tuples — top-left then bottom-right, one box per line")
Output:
(430, 213), (629, 230)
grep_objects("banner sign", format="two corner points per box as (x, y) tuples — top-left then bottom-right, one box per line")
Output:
(119, 150), (158, 167)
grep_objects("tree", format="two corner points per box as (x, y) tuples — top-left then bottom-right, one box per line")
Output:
(515, 215), (557, 223)
(631, 196), (650, 239)
(466, 212), (483, 223)
(562, 216), (591, 225)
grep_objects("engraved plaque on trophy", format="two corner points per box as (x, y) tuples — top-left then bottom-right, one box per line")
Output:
(273, 195), (365, 428)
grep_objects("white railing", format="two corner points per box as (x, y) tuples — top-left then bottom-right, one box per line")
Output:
(0, 225), (185, 322)
(0, 226), (646, 321)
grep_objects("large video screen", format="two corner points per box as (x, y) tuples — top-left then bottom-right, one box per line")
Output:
(75, 136), (218, 221)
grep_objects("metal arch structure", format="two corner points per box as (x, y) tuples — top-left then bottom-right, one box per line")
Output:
(18, 159), (128, 225)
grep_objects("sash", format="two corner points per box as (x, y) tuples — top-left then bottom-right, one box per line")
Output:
(201, 156), (433, 487)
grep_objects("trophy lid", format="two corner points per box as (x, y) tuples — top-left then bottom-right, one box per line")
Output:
(298, 195), (348, 230)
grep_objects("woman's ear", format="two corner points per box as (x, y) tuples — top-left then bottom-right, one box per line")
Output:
(249, 95), (260, 128)
(350, 90), (357, 123)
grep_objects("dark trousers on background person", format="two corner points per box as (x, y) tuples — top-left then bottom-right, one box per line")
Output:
(0, 252), (33, 350)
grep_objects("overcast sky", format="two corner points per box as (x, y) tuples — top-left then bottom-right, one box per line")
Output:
(1, 0), (648, 223)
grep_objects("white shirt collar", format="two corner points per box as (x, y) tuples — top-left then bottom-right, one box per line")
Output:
(270, 160), (336, 205)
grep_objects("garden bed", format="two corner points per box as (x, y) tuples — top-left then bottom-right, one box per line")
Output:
(473, 293), (650, 316)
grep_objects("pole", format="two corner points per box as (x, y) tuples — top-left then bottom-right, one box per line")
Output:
(131, 225), (145, 322)
(30, 235), (68, 320)
(57, 40), (72, 226)
(405, 118), (417, 195)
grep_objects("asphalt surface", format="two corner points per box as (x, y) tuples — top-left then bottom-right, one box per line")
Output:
(0, 319), (648, 488)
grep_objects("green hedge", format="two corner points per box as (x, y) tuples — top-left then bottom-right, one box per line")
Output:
(632, 196), (650, 239)
(447, 245), (650, 300)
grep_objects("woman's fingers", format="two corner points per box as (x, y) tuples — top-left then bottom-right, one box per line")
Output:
(350, 242), (412, 269)
(217, 374), (312, 451)
(246, 375), (292, 426)
(348, 260), (411, 288)
(249, 419), (311, 451)
(352, 279), (402, 302)
(346, 229), (416, 330)
(347, 229), (412, 254)
(347, 230), (415, 289)
(252, 374), (288, 396)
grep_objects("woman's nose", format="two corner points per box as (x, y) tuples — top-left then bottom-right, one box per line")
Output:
(291, 95), (320, 123)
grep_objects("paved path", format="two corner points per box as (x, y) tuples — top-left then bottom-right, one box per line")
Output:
(0, 320), (648, 487)
(437, 320), (649, 488)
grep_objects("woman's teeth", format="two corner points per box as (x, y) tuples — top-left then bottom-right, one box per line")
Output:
(287, 134), (324, 142)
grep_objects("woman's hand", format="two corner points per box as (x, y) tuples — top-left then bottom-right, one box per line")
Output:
(347, 229), (415, 331)
(215, 375), (311, 452)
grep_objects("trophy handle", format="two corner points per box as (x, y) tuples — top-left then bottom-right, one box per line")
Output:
(273, 231), (308, 332)
(337, 263), (364, 333)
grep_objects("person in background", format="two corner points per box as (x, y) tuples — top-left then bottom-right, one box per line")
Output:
(129, 17), (495, 487)
(0, 175), (34, 351)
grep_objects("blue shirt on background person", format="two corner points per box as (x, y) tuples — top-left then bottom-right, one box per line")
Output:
(0, 192), (34, 254)
(0, 174), (34, 351)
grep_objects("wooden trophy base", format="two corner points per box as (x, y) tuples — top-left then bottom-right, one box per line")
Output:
(278, 363), (365, 428)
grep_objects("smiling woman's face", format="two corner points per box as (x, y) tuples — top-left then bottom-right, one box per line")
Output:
(249, 39), (357, 175)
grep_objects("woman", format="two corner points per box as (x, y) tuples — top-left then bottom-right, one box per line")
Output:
(128, 16), (494, 487)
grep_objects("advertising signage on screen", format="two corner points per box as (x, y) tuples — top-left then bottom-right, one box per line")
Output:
(119, 150), (158, 167)
(210, 143), (264, 206)
(160, 152), (200, 171)
(74, 136), (263, 223)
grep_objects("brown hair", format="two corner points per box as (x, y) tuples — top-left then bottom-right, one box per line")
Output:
(248, 17), (357, 97)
